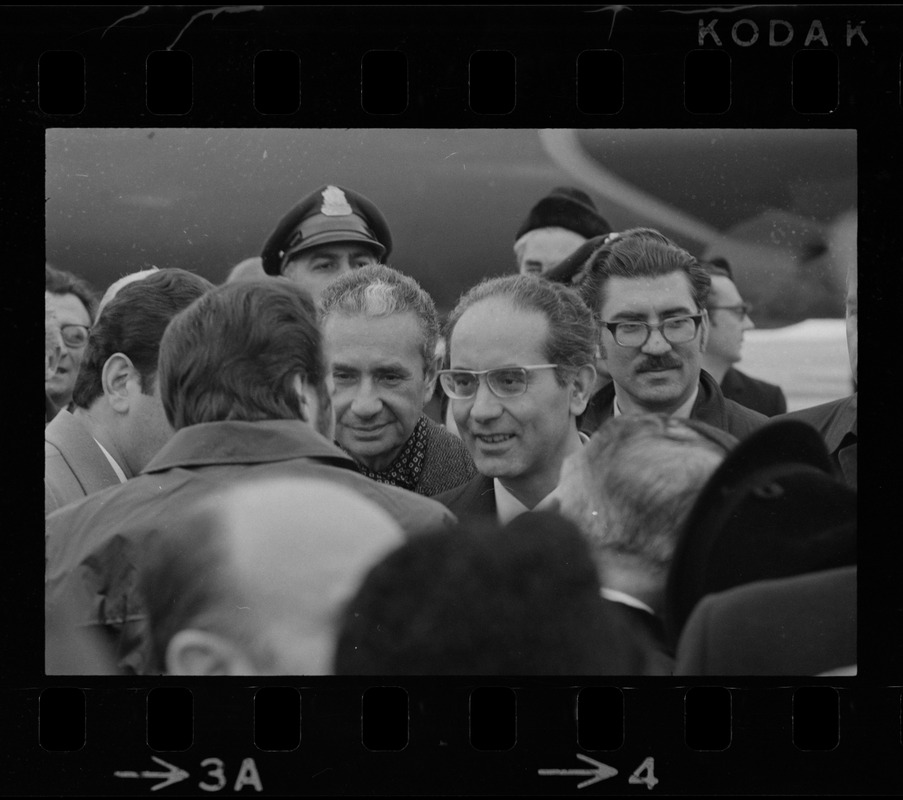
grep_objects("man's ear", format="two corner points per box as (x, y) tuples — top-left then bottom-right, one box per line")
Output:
(102, 353), (138, 414)
(699, 309), (709, 353)
(569, 363), (597, 416)
(165, 629), (257, 676)
(423, 352), (440, 404)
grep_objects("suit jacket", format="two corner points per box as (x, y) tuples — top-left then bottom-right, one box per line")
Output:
(580, 369), (767, 440)
(434, 473), (496, 522)
(44, 410), (125, 516)
(720, 367), (787, 417)
(782, 393), (857, 488)
(674, 566), (857, 676)
(601, 599), (675, 676)
(45, 419), (457, 675)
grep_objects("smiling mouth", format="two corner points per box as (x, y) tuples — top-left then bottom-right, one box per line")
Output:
(350, 424), (388, 434)
(474, 433), (515, 444)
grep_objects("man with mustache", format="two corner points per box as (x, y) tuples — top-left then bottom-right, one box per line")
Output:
(578, 234), (767, 438)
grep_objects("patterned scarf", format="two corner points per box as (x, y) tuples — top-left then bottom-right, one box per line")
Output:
(348, 415), (428, 492)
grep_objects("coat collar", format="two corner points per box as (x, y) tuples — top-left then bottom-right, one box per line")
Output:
(142, 419), (355, 474)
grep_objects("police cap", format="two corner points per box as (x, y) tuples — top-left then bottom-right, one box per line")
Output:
(261, 184), (393, 276)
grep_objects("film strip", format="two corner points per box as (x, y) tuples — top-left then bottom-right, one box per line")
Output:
(6, 3), (901, 795)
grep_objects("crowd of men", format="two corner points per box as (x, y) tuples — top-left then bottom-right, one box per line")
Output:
(45, 182), (858, 677)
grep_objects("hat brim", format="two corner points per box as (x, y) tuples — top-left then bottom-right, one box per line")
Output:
(281, 230), (386, 267)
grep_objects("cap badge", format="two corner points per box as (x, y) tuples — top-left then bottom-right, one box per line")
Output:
(320, 185), (354, 216)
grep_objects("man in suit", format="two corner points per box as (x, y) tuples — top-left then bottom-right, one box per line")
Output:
(319, 264), (478, 496)
(674, 566), (856, 676)
(700, 259), (787, 417)
(556, 414), (733, 673)
(434, 275), (596, 522)
(783, 262), (857, 487)
(574, 233), (768, 439)
(46, 280), (454, 674)
(44, 268), (213, 514)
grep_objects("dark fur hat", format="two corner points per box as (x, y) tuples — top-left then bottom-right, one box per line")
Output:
(514, 186), (611, 242)
(664, 419), (857, 646)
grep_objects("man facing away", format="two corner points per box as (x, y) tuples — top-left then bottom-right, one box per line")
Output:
(319, 264), (478, 495)
(44, 268), (213, 514)
(434, 275), (597, 523)
(700, 258), (787, 417)
(577, 233), (767, 439)
(556, 414), (734, 673)
(45, 279), (453, 674)
(261, 184), (391, 303)
(140, 476), (405, 676)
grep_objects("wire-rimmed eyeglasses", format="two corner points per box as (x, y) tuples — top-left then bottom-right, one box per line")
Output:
(437, 364), (558, 399)
(600, 315), (704, 348)
(709, 302), (753, 320)
(59, 324), (91, 348)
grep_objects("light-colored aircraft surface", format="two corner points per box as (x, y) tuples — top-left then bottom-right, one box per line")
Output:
(45, 127), (855, 408)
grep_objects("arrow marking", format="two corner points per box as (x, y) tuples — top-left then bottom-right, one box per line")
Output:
(114, 756), (190, 791)
(538, 753), (618, 789)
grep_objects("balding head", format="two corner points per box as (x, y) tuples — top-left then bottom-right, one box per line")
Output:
(141, 477), (404, 675)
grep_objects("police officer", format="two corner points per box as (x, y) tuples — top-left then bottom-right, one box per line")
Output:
(261, 184), (392, 302)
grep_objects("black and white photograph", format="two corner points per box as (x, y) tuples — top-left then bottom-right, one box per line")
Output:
(44, 127), (856, 678)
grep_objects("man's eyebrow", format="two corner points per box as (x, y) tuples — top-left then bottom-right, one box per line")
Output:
(330, 362), (360, 373)
(373, 364), (411, 375)
(609, 305), (695, 320)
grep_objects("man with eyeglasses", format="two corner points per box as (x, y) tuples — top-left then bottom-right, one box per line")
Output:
(45, 268), (214, 515)
(45, 264), (97, 422)
(578, 235), (767, 439)
(700, 259), (787, 417)
(434, 275), (597, 522)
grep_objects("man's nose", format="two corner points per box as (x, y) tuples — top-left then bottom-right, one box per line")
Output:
(742, 313), (755, 331)
(640, 325), (673, 355)
(350, 380), (381, 416)
(469, 379), (503, 422)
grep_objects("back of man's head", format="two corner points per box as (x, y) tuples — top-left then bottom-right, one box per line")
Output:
(158, 279), (326, 430)
(333, 510), (647, 675)
(558, 415), (732, 578)
(72, 268), (214, 410)
(318, 263), (440, 369)
(141, 477), (404, 675)
(582, 231), (711, 317)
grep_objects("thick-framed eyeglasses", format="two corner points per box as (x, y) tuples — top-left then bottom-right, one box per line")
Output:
(437, 364), (558, 399)
(59, 324), (91, 348)
(600, 315), (704, 348)
(709, 302), (753, 320)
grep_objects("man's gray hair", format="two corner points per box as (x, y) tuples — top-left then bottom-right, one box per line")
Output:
(559, 415), (729, 573)
(318, 264), (440, 370)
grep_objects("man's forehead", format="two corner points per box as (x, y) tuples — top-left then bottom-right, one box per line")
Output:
(325, 310), (425, 351)
(709, 274), (741, 303)
(450, 298), (550, 364)
(46, 291), (91, 321)
(602, 272), (696, 314)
